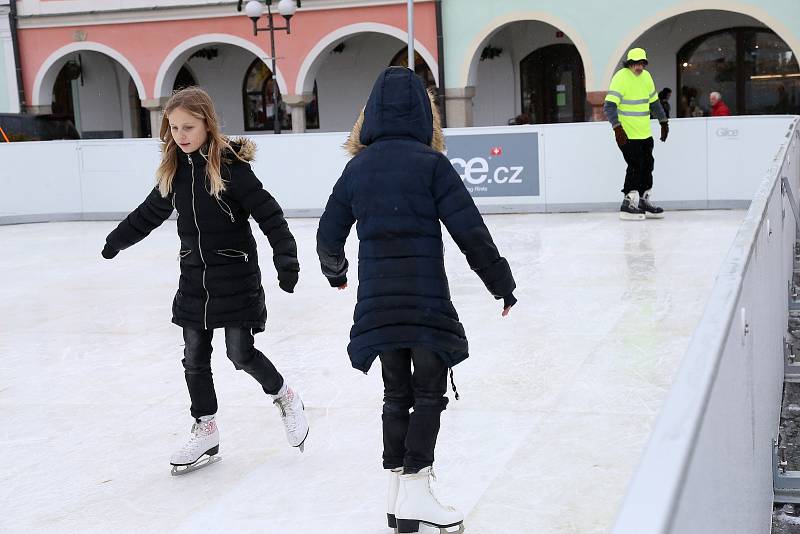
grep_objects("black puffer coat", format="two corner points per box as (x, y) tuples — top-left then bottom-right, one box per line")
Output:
(317, 67), (516, 373)
(105, 139), (299, 333)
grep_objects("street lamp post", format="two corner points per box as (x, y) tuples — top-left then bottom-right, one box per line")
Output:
(238, 0), (300, 134)
(407, 0), (414, 70)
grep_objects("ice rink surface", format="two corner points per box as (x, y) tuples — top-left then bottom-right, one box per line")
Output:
(2, 211), (744, 533)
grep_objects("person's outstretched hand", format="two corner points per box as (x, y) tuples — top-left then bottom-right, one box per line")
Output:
(502, 294), (517, 317)
(101, 244), (118, 259)
(278, 271), (298, 293)
(337, 283), (347, 290)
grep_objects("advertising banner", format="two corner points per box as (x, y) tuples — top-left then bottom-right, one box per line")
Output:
(445, 131), (539, 197)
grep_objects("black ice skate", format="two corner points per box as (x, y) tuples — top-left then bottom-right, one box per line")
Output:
(620, 192), (645, 221)
(170, 418), (222, 476)
(639, 191), (665, 219)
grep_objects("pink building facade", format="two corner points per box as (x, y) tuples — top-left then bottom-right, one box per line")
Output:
(14, 0), (440, 136)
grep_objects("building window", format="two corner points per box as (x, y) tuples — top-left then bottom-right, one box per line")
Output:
(306, 80), (320, 130)
(390, 47), (437, 89)
(52, 62), (77, 124)
(172, 66), (197, 92)
(242, 59), (291, 131)
(678, 27), (800, 116)
(519, 44), (586, 124)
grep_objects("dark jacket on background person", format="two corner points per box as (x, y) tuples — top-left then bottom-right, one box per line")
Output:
(104, 139), (299, 333)
(657, 89), (671, 119)
(316, 67), (516, 373)
(660, 99), (671, 118)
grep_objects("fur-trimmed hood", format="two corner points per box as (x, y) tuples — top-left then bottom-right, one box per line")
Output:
(344, 67), (445, 157)
(226, 136), (257, 162)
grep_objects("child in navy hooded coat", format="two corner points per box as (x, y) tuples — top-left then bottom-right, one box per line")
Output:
(316, 67), (516, 533)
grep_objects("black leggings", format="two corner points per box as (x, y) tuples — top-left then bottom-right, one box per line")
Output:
(380, 348), (449, 472)
(182, 327), (284, 420)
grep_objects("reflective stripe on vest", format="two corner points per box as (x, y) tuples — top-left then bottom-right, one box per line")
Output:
(606, 68), (657, 139)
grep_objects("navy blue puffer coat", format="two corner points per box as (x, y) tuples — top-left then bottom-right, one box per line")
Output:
(316, 67), (516, 373)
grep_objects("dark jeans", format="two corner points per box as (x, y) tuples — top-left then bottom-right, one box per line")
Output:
(182, 327), (284, 419)
(380, 348), (449, 473)
(619, 136), (655, 195)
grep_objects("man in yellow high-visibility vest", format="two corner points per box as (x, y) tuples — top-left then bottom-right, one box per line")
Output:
(604, 48), (669, 220)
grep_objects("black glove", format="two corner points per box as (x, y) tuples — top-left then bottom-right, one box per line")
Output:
(327, 275), (347, 288)
(278, 271), (299, 293)
(614, 125), (628, 147)
(101, 243), (119, 259)
(660, 122), (669, 142)
(503, 294), (517, 309)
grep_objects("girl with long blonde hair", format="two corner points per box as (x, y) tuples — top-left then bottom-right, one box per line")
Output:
(101, 86), (308, 475)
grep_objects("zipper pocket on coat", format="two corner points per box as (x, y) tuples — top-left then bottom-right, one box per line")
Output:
(216, 197), (235, 222)
(215, 249), (249, 262)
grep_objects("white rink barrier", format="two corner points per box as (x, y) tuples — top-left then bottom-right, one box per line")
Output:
(613, 118), (800, 533)
(0, 115), (796, 224)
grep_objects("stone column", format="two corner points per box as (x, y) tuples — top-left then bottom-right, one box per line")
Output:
(283, 94), (313, 134)
(142, 97), (170, 137)
(26, 105), (52, 115)
(586, 91), (609, 122)
(0, 7), (21, 114)
(444, 86), (475, 128)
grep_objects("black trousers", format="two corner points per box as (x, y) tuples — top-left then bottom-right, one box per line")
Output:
(619, 136), (655, 195)
(182, 327), (284, 420)
(380, 348), (449, 472)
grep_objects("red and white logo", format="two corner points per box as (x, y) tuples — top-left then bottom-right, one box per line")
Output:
(490, 147), (502, 156)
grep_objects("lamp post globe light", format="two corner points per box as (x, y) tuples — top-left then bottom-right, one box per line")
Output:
(244, 1), (264, 19)
(237, 0), (301, 134)
(277, 0), (298, 18)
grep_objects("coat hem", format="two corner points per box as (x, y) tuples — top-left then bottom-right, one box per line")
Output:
(171, 317), (266, 334)
(349, 341), (468, 373)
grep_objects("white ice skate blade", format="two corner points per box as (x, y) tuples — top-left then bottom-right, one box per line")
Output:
(433, 524), (464, 534)
(645, 212), (665, 219)
(619, 212), (645, 221)
(294, 427), (309, 453)
(170, 454), (221, 476)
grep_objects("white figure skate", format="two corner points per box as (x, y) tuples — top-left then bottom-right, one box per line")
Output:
(271, 384), (309, 451)
(387, 467), (403, 531)
(395, 467), (464, 534)
(169, 417), (221, 476)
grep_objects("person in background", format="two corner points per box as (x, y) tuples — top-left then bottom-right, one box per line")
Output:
(776, 84), (789, 114)
(604, 47), (669, 221)
(710, 91), (731, 116)
(509, 112), (533, 125)
(657, 88), (672, 119)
